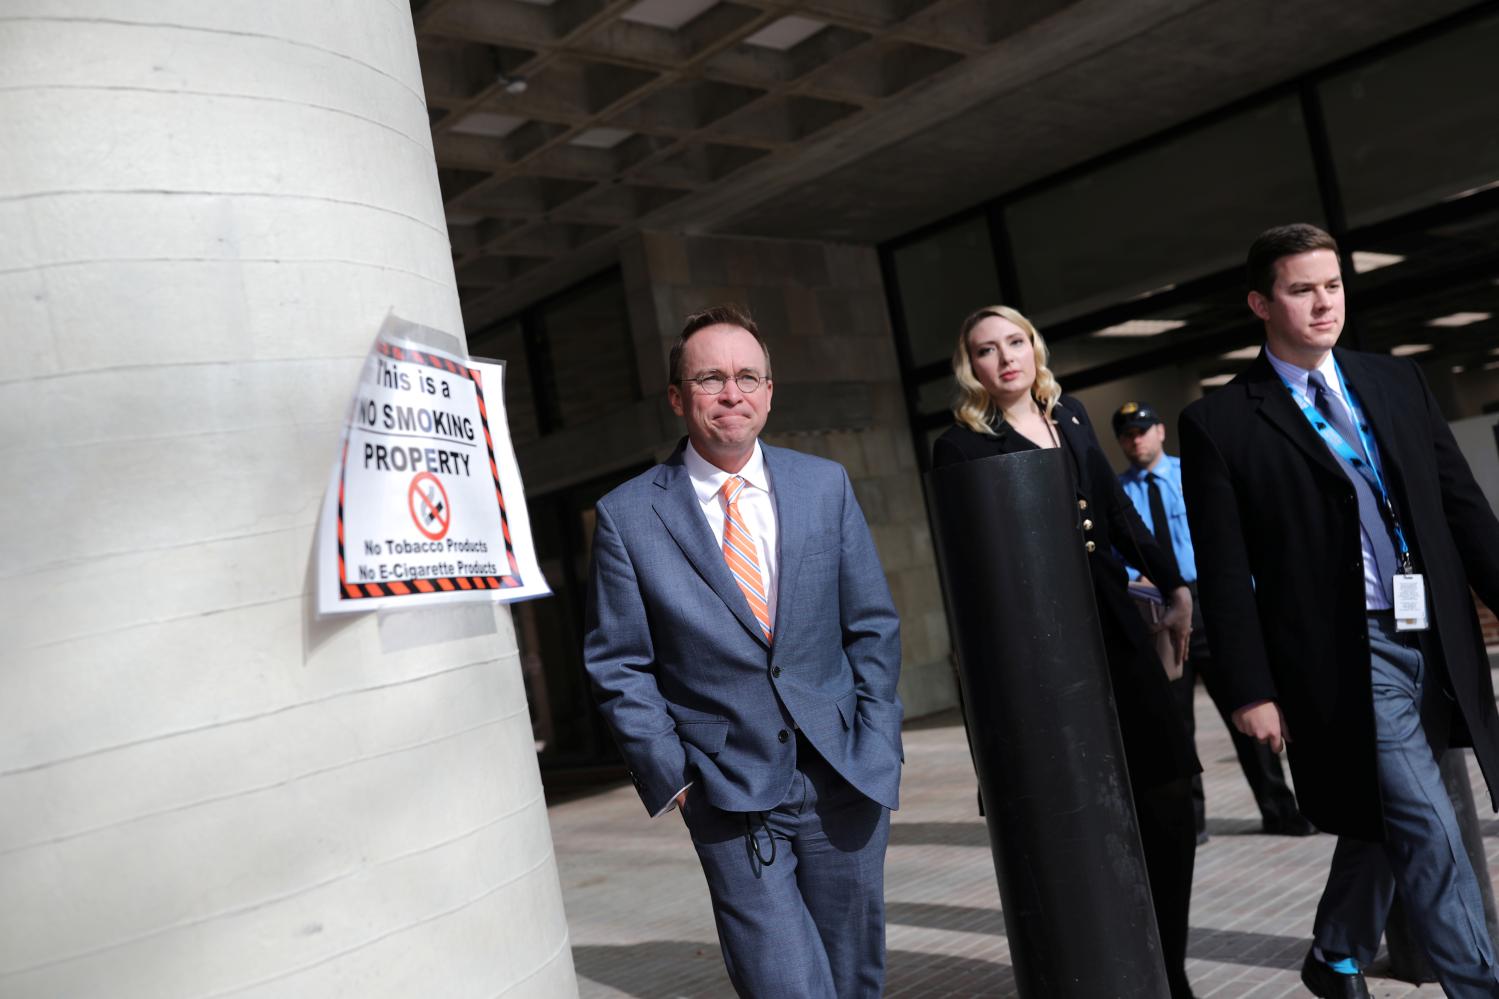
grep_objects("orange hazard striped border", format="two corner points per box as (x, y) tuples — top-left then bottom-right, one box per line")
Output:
(336, 341), (524, 601)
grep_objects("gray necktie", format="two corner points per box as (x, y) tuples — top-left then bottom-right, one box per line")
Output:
(1308, 371), (1398, 598)
(1307, 371), (1367, 465)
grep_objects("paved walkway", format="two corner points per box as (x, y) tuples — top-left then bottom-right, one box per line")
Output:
(552, 682), (1496, 997)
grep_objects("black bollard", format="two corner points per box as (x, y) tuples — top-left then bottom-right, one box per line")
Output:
(926, 448), (1170, 999)
(1384, 748), (1499, 983)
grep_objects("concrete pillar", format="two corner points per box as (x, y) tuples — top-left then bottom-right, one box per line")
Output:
(0, 4), (576, 997)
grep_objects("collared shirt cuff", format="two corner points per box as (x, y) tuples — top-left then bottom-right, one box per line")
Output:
(653, 780), (693, 818)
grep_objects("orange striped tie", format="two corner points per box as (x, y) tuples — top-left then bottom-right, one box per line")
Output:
(720, 476), (772, 642)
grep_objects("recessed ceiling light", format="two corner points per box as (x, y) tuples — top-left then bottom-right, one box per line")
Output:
(1221, 346), (1259, 360)
(1352, 251), (1404, 274)
(744, 15), (826, 50)
(450, 112), (526, 138)
(621, 0), (718, 30)
(1452, 364), (1467, 374)
(569, 127), (634, 149)
(1200, 373), (1234, 387)
(1092, 319), (1188, 338)
(1390, 343), (1433, 357)
(1484, 360), (1499, 372)
(1425, 311), (1492, 328)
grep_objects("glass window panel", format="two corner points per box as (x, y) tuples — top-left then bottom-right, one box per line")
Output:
(542, 275), (638, 429)
(1344, 209), (1499, 420)
(469, 319), (540, 446)
(923, 424), (950, 466)
(1006, 98), (1324, 327)
(915, 374), (957, 416)
(889, 214), (1003, 368)
(1069, 364), (1209, 472)
(1046, 286), (1259, 394)
(1321, 14), (1499, 228)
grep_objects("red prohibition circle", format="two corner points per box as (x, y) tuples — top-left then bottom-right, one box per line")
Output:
(408, 472), (452, 541)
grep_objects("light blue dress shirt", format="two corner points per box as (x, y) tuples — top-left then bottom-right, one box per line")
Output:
(1118, 454), (1196, 584)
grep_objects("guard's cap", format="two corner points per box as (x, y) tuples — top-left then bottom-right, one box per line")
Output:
(1112, 401), (1163, 436)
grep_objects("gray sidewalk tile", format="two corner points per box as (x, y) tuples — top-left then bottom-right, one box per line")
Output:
(554, 681), (1481, 997)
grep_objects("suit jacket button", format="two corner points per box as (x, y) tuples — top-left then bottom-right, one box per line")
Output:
(1078, 499), (1088, 510)
(778, 729), (789, 743)
(1085, 541), (1096, 553)
(772, 666), (782, 678)
(1083, 519), (1094, 531)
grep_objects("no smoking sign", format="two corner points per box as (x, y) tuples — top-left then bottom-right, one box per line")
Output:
(323, 321), (551, 614)
(408, 472), (451, 540)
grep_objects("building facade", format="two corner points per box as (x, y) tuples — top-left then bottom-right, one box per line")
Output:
(413, 1), (1499, 781)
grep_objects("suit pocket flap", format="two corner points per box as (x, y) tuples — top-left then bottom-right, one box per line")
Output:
(675, 718), (728, 755)
(835, 687), (858, 729)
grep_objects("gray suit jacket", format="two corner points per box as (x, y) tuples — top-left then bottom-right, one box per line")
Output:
(584, 440), (904, 816)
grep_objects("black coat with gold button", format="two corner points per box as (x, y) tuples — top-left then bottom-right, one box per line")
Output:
(932, 394), (1199, 788)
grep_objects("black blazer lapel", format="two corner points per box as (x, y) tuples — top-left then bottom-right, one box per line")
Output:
(1243, 353), (1346, 482)
(1335, 348), (1413, 513)
(1050, 402), (1085, 485)
(1335, 348), (1400, 466)
(651, 454), (771, 648)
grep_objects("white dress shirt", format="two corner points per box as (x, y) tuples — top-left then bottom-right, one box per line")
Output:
(683, 439), (780, 627)
(1265, 347), (1391, 610)
(656, 440), (780, 817)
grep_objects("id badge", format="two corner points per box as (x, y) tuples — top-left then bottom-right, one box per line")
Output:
(1393, 574), (1428, 632)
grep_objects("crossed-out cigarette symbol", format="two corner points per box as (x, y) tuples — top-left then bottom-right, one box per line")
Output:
(408, 472), (451, 541)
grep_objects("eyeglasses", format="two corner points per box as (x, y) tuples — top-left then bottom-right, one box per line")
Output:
(680, 371), (770, 394)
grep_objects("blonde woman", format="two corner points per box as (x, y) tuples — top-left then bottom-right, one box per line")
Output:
(932, 305), (1201, 999)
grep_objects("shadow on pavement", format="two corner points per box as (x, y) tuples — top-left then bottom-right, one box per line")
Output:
(888, 820), (989, 848)
(574, 942), (1013, 997)
(1203, 817), (1269, 837)
(1186, 926), (1306, 970)
(886, 948), (1015, 996)
(573, 940), (730, 998)
(887, 899), (1004, 936)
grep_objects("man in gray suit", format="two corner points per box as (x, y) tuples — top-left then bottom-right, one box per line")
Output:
(584, 304), (904, 997)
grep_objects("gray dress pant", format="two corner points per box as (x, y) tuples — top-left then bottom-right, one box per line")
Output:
(681, 732), (891, 998)
(1313, 614), (1499, 997)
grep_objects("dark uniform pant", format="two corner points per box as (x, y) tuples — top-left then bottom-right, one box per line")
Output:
(1171, 583), (1302, 832)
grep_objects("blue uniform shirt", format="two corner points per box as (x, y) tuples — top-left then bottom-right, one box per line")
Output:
(1118, 453), (1196, 584)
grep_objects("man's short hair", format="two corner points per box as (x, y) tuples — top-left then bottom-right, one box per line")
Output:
(1246, 223), (1340, 299)
(668, 304), (771, 384)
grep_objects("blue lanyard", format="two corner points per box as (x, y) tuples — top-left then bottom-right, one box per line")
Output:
(1280, 362), (1413, 569)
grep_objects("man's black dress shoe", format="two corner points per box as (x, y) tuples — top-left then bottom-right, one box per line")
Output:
(1300, 949), (1369, 999)
(1262, 814), (1317, 836)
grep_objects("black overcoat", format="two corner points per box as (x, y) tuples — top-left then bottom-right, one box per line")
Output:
(1179, 347), (1499, 840)
(932, 394), (1200, 789)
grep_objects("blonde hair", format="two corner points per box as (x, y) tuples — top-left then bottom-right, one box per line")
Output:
(951, 305), (1062, 435)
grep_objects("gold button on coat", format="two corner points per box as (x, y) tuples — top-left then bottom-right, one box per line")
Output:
(1082, 519), (1094, 531)
(1078, 499), (1088, 510)
(1085, 541), (1096, 552)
